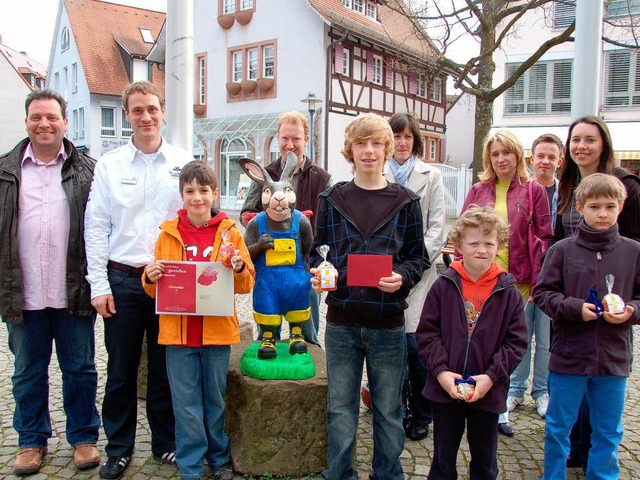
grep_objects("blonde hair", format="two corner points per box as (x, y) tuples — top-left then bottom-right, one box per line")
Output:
(449, 205), (510, 249)
(277, 111), (309, 137)
(479, 129), (530, 184)
(575, 173), (627, 206)
(341, 113), (394, 165)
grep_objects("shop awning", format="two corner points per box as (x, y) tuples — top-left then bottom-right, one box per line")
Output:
(194, 112), (282, 142)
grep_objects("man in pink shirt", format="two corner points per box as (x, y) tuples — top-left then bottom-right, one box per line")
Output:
(0, 90), (99, 476)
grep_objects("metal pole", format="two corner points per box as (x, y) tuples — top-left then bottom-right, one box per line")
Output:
(571, 0), (604, 118)
(166, 0), (194, 153)
(309, 110), (315, 161)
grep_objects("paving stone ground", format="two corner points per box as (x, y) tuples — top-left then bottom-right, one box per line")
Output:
(2, 275), (640, 479)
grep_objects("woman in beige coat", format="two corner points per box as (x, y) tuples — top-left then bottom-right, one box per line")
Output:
(385, 113), (445, 441)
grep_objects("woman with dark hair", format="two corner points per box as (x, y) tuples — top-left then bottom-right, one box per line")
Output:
(555, 115), (640, 242)
(461, 129), (553, 437)
(384, 112), (445, 441)
(552, 115), (640, 471)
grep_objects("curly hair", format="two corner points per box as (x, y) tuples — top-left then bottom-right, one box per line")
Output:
(449, 205), (510, 249)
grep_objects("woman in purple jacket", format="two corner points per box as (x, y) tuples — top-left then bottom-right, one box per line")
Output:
(461, 130), (553, 436)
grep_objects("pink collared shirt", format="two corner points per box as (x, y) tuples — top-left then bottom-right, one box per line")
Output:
(17, 143), (70, 310)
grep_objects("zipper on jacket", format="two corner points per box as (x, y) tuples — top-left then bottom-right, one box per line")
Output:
(595, 250), (602, 371)
(445, 273), (510, 376)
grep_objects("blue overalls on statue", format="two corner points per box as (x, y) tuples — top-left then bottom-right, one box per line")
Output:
(253, 209), (312, 327)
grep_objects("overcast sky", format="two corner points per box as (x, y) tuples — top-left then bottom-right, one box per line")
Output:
(0, 0), (167, 66)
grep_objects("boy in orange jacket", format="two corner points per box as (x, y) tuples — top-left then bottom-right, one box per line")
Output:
(143, 160), (255, 480)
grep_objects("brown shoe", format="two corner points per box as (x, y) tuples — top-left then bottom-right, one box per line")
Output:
(13, 447), (47, 476)
(74, 443), (100, 470)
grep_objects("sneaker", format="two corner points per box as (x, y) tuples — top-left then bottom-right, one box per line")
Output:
(288, 325), (308, 355)
(212, 461), (235, 480)
(535, 394), (549, 418)
(506, 395), (524, 412)
(153, 451), (176, 464)
(258, 331), (277, 359)
(99, 456), (131, 480)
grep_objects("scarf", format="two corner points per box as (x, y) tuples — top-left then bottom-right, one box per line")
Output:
(389, 154), (416, 187)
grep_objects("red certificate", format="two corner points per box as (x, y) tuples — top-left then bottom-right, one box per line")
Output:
(156, 261), (234, 316)
(346, 254), (393, 287)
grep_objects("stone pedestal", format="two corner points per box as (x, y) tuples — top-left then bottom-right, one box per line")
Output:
(225, 339), (328, 476)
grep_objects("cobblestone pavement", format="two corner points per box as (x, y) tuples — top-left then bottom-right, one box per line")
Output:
(1, 291), (640, 479)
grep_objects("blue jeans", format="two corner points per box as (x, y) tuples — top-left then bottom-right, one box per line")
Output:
(508, 302), (550, 400)
(543, 372), (626, 480)
(166, 346), (231, 480)
(102, 267), (175, 457)
(7, 308), (100, 448)
(323, 323), (406, 480)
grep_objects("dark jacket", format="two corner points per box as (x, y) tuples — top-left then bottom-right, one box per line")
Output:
(310, 181), (429, 328)
(534, 221), (640, 377)
(416, 268), (527, 414)
(552, 167), (640, 246)
(0, 138), (95, 323)
(240, 156), (331, 234)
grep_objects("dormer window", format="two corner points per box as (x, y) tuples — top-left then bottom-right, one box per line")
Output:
(140, 28), (154, 44)
(61, 27), (70, 51)
(342, 0), (377, 20)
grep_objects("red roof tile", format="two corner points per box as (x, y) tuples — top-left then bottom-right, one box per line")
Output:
(308, 0), (438, 61)
(65, 0), (165, 96)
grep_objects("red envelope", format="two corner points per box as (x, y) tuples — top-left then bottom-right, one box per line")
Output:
(347, 254), (393, 287)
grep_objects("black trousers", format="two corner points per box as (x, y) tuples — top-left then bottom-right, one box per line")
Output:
(429, 401), (499, 480)
(102, 267), (175, 457)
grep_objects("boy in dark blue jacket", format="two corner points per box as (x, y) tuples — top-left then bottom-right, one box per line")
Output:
(310, 113), (428, 480)
(417, 206), (527, 480)
(534, 173), (640, 480)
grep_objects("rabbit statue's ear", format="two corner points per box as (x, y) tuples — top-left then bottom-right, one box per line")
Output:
(239, 158), (268, 185)
(281, 151), (299, 182)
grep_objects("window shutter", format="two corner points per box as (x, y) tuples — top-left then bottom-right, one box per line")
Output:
(605, 50), (631, 107)
(335, 44), (344, 74)
(408, 72), (417, 94)
(551, 61), (572, 112)
(367, 51), (374, 81)
(385, 57), (394, 87)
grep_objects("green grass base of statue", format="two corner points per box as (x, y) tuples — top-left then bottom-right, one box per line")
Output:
(241, 342), (316, 380)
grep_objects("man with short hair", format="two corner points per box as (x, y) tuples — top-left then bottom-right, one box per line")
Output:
(0, 89), (100, 476)
(241, 111), (331, 344)
(85, 80), (192, 479)
(506, 133), (563, 420)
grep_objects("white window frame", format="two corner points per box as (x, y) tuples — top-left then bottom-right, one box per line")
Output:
(79, 107), (85, 139)
(61, 27), (70, 51)
(72, 109), (79, 139)
(417, 73), (427, 98)
(366, 1), (377, 19)
(241, 0), (253, 10)
(603, 49), (640, 108)
(504, 59), (572, 115)
(121, 109), (133, 137)
(72, 63), (78, 93)
(430, 76), (442, 103)
(342, 48), (350, 76)
(429, 139), (437, 161)
(342, 0), (352, 7)
(100, 107), (116, 137)
(247, 48), (258, 80)
(140, 28), (154, 44)
(224, 0), (235, 14)
(197, 55), (206, 104)
(232, 51), (243, 82)
(54, 72), (60, 91)
(263, 45), (274, 78)
(372, 55), (383, 85)
(353, 0), (364, 14)
(553, 1), (575, 29)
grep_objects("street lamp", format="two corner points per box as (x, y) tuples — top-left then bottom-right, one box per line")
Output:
(300, 92), (323, 162)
